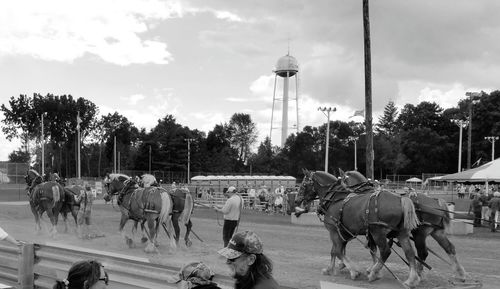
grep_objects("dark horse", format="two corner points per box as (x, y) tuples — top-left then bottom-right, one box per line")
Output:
(103, 173), (193, 252)
(295, 169), (421, 288)
(25, 169), (73, 236)
(340, 170), (466, 280)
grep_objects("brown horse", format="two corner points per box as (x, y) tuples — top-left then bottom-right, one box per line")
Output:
(103, 173), (193, 252)
(341, 170), (466, 280)
(25, 169), (66, 236)
(295, 169), (421, 288)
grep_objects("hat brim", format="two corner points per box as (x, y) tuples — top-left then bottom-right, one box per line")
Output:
(217, 247), (243, 259)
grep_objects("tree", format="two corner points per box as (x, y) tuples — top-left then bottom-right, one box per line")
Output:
(8, 150), (30, 163)
(376, 101), (399, 136)
(228, 113), (258, 163)
(101, 112), (139, 172)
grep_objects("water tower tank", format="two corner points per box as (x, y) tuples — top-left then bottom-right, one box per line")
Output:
(275, 55), (299, 77)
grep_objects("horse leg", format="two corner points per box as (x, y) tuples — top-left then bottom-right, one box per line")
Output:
(431, 229), (466, 280)
(45, 207), (58, 237)
(321, 229), (339, 275)
(366, 234), (378, 275)
(30, 204), (42, 232)
(62, 211), (69, 233)
(398, 232), (421, 288)
(119, 215), (134, 248)
(367, 228), (392, 282)
(144, 218), (157, 253)
(140, 220), (148, 243)
(171, 213), (181, 245)
(184, 219), (192, 247)
(413, 227), (432, 277)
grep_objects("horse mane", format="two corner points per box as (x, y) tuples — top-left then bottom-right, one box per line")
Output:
(313, 171), (338, 186)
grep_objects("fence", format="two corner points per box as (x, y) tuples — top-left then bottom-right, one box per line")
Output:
(0, 242), (236, 289)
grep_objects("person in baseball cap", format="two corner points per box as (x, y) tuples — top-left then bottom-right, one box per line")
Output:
(213, 186), (242, 247)
(217, 230), (279, 289)
(167, 261), (221, 289)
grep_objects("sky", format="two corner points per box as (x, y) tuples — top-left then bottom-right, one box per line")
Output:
(1, 0), (499, 161)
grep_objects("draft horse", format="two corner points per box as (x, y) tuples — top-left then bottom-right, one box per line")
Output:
(341, 170), (466, 280)
(25, 169), (68, 236)
(295, 169), (421, 288)
(103, 174), (193, 252)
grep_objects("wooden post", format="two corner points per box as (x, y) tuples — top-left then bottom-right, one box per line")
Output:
(18, 243), (34, 289)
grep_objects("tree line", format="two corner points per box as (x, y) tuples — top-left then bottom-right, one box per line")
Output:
(1, 91), (499, 180)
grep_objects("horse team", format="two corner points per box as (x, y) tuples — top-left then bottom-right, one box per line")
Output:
(25, 167), (466, 288)
(24, 170), (193, 253)
(295, 169), (467, 288)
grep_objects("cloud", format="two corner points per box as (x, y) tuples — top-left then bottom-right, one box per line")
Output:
(122, 94), (146, 106)
(0, 0), (179, 65)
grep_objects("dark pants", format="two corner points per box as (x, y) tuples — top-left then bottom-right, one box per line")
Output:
(223, 220), (238, 247)
(474, 210), (482, 227)
(491, 212), (497, 232)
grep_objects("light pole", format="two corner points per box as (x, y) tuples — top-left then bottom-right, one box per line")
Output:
(318, 107), (336, 173)
(149, 145), (152, 174)
(452, 119), (469, 172)
(465, 92), (481, 169)
(485, 136), (499, 161)
(348, 136), (359, 171)
(40, 113), (45, 176)
(185, 138), (195, 184)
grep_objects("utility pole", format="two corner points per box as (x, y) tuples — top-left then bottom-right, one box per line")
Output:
(149, 145), (152, 174)
(485, 136), (499, 161)
(185, 138), (195, 184)
(363, 0), (374, 180)
(452, 119), (469, 172)
(318, 107), (336, 173)
(465, 91), (481, 169)
(348, 136), (359, 171)
(41, 113), (45, 176)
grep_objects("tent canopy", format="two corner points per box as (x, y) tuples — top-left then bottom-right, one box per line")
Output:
(406, 177), (422, 183)
(439, 158), (500, 182)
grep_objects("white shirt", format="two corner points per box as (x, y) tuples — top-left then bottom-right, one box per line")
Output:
(0, 226), (8, 240)
(220, 194), (242, 221)
(248, 189), (256, 198)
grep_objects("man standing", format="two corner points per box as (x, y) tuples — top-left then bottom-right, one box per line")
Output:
(488, 191), (500, 232)
(213, 186), (242, 247)
(218, 230), (279, 289)
(75, 184), (95, 239)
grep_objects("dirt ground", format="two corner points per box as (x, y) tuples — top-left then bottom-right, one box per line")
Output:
(0, 201), (499, 289)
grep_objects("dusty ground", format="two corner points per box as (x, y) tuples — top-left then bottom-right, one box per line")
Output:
(0, 201), (499, 289)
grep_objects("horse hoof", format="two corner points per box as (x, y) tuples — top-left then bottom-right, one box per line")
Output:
(338, 263), (346, 270)
(185, 240), (192, 247)
(368, 272), (381, 282)
(321, 268), (332, 275)
(350, 271), (361, 280)
(126, 238), (134, 248)
(141, 237), (148, 243)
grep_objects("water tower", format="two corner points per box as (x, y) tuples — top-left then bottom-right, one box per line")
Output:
(270, 54), (299, 147)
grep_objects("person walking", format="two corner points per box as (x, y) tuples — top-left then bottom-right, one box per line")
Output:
(0, 226), (21, 246)
(218, 230), (279, 289)
(213, 186), (242, 247)
(468, 194), (483, 227)
(75, 184), (95, 239)
(53, 259), (108, 289)
(488, 191), (500, 232)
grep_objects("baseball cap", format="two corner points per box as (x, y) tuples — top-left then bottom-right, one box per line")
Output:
(217, 230), (263, 259)
(167, 261), (215, 284)
(227, 186), (236, 193)
(494, 192), (500, 197)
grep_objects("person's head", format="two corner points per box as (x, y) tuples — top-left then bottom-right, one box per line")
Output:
(170, 261), (216, 288)
(85, 184), (92, 191)
(53, 260), (108, 289)
(494, 191), (500, 198)
(217, 230), (272, 280)
(225, 186), (236, 197)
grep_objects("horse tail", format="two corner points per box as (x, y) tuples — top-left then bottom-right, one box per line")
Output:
(159, 190), (176, 249)
(401, 196), (420, 231)
(52, 184), (61, 205)
(179, 190), (194, 226)
(437, 198), (451, 229)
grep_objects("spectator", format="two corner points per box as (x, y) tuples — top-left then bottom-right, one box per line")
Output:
(479, 192), (490, 226)
(488, 191), (500, 232)
(169, 261), (221, 289)
(0, 226), (21, 246)
(273, 194), (283, 214)
(247, 187), (256, 209)
(212, 186), (242, 247)
(75, 184), (96, 239)
(218, 230), (279, 289)
(468, 194), (483, 227)
(53, 259), (108, 289)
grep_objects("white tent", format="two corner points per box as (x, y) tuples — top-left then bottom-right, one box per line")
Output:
(406, 177), (422, 183)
